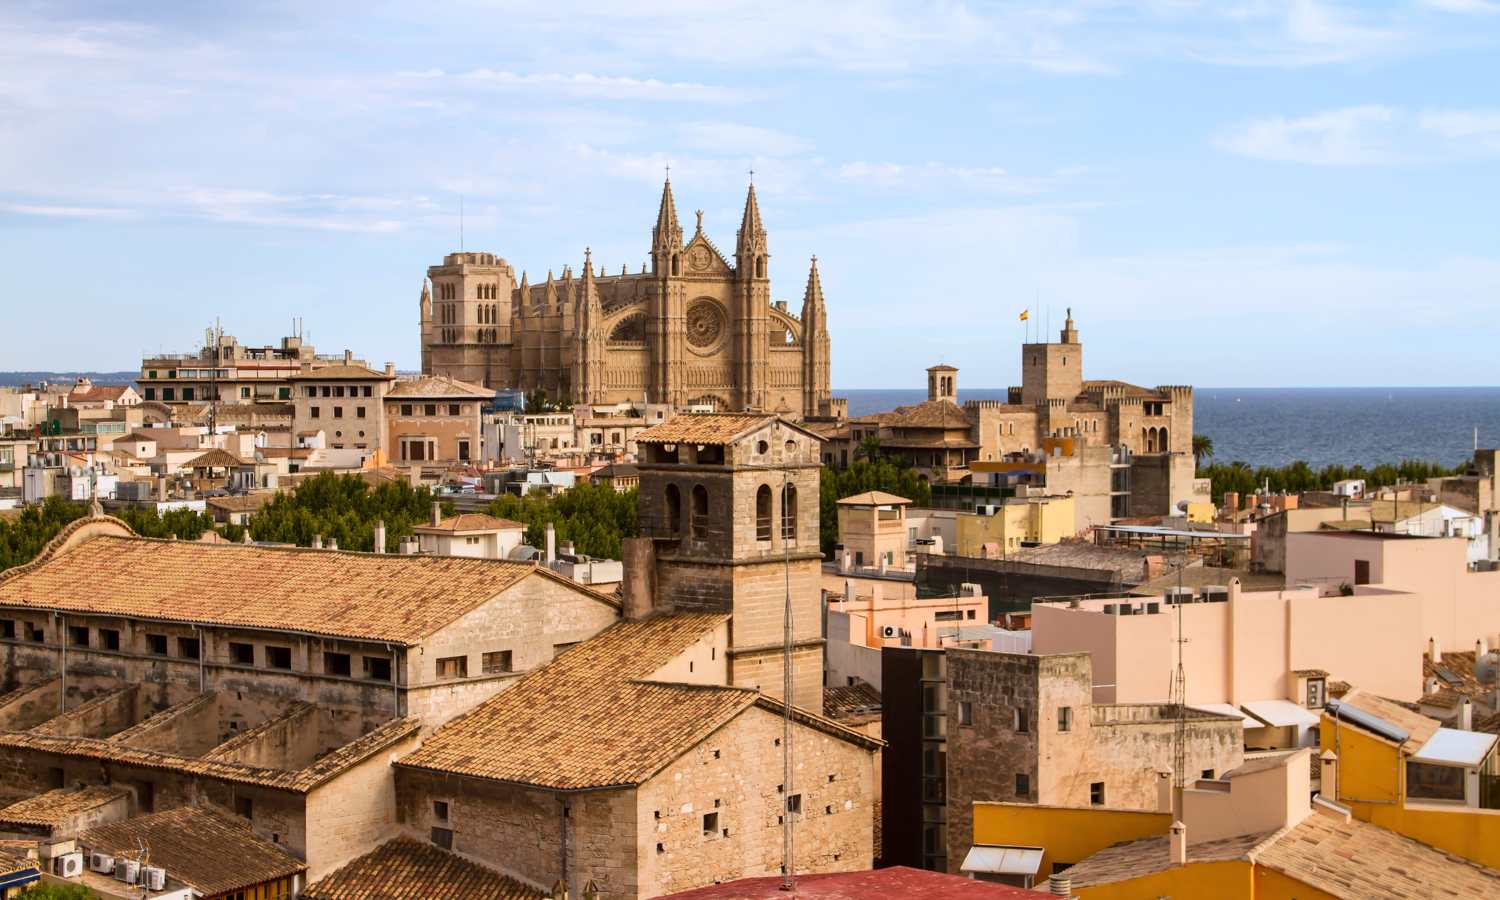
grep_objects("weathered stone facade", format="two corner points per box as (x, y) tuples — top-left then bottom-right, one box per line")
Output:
(420, 181), (833, 416)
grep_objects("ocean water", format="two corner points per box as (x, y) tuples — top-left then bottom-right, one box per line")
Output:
(839, 387), (1500, 469)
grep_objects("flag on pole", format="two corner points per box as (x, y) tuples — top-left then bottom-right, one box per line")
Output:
(1019, 310), (1029, 321)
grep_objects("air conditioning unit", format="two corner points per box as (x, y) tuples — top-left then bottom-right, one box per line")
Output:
(54, 852), (84, 878)
(145, 866), (167, 891)
(881, 625), (898, 638)
(90, 852), (115, 874)
(116, 858), (140, 884)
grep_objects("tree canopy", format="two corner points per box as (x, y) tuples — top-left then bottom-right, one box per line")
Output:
(485, 483), (638, 560)
(819, 459), (932, 557)
(1199, 458), (1464, 505)
(247, 472), (451, 552)
(0, 496), (216, 571)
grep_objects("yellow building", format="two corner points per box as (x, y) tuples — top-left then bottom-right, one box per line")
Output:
(955, 493), (1075, 558)
(1320, 688), (1500, 869)
(971, 750), (1500, 898)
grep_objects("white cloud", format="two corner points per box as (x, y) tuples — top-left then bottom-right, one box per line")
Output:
(1217, 105), (1500, 164)
(0, 202), (134, 219)
(432, 69), (745, 103)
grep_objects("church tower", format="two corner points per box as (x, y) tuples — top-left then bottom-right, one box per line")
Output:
(418, 279), (433, 374)
(571, 249), (606, 405)
(649, 176), (687, 406)
(734, 182), (771, 410)
(800, 257), (831, 416)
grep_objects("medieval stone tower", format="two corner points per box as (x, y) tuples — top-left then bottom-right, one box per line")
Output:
(420, 179), (834, 417)
(630, 414), (825, 713)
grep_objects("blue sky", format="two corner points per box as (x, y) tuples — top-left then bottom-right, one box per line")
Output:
(2, 1), (1498, 388)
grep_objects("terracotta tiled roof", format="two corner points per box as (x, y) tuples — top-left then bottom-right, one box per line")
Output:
(386, 374), (491, 398)
(836, 491), (911, 506)
(0, 846), (36, 880)
(293, 364), (393, 380)
(69, 384), (133, 403)
(634, 413), (775, 445)
(184, 448), (248, 469)
(1423, 651), (1488, 703)
(824, 683), (882, 722)
(665, 865), (1052, 898)
(205, 493), (274, 513)
(0, 533), (566, 644)
(877, 399), (972, 430)
(81, 804), (306, 896)
(1081, 379), (1160, 399)
(303, 837), (543, 900)
(399, 614), (752, 789)
(1255, 811), (1500, 898)
(0, 786), (129, 827)
(1337, 689), (1441, 750)
(413, 513), (527, 534)
(1064, 828), (1279, 888)
(0, 716), (420, 793)
(1476, 710), (1500, 735)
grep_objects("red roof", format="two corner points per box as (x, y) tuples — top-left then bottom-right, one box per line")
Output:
(662, 867), (1052, 899)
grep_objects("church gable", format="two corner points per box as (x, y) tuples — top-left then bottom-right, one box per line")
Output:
(682, 233), (734, 278)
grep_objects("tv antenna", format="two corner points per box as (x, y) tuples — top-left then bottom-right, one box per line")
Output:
(1168, 564), (1190, 798)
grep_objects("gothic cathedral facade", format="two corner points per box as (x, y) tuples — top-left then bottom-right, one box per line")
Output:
(419, 179), (833, 416)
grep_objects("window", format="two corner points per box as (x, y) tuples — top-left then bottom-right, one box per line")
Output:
(702, 812), (719, 836)
(266, 645), (292, 669)
(305, 386), (317, 398)
(146, 633), (167, 655)
(781, 484), (798, 541)
(333, 407), (343, 419)
(182, 388), (194, 401)
(448, 404), (461, 416)
(162, 388), (175, 401)
(69, 625), (89, 647)
(24, 622), (43, 642)
(665, 484), (682, 534)
(755, 484), (772, 541)
(691, 485), (709, 540)
(1015, 773), (1030, 797)
(363, 656), (392, 682)
(1058, 707), (1073, 732)
(99, 628), (120, 651)
(424, 404), (437, 416)
(433, 800), (449, 822)
(482, 650), (513, 674)
(362, 385), (372, 397)
(321, 386), (331, 398)
(1014, 706), (1029, 732)
(957, 701), (973, 726)
(356, 406), (366, 419)
(235, 796), (253, 819)
(1354, 559), (1370, 586)
(430, 827), (453, 850)
(1202, 769), (1215, 780)
(324, 652), (351, 677)
(458, 440), (470, 461)
(785, 794), (802, 820)
(1090, 782), (1105, 806)
(436, 656), (468, 679)
(229, 642), (255, 665)
(334, 386), (345, 398)
(144, 387), (156, 400)
(400, 404), (413, 416)
(240, 387), (250, 399)
(310, 406), (320, 419)
(177, 637), (200, 660)
(934, 610), (963, 622)
(0, 620), (12, 639)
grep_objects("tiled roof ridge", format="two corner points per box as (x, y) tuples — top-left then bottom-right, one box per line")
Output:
(32, 685), (139, 736)
(0, 785), (131, 826)
(1241, 823), (1296, 862)
(202, 702), (317, 760)
(292, 716), (422, 791)
(109, 693), (218, 745)
(752, 696), (885, 751)
(0, 514), (136, 585)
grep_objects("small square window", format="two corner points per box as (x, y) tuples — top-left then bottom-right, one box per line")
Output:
(235, 796), (252, 819)
(362, 385), (372, 397)
(1090, 782), (1105, 806)
(310, 407), (320, 419)
(177, 637), (200, 660)
(356, 406), (366, 419)
(229, 642), (254, 665)
(363, 656), (392, 682)
(1202, 769), (1215, 780)
(324, 652), (351, 677)
(146, 633), (167, 655)
(702, 812), (718, 836)
(333, 406), (343, 419)
(0, 620), (13, 639)
(1057, 706), (1073, 732)
(68, 625), (89, 647)
(786, 794), (802, 819)
(99, 628), (120, 651)
(482, 651), (513, 674)
(436, 656), (468, 679)
(424, 404), (437, 417)
(448, 404), (461, 416)
(433, 800), (449, 822)
(430, 826), (453, 850)
(957, 701), (973, 726)
(266, 646), (292, 669)
(1014, 706), (1030, 733)
(401, 404), (413, 416)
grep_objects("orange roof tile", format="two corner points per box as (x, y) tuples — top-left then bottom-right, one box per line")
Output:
(413, 513), (527, 534)
(0, 786), (129, 828)
(1337, 689), (1441, 750)
(386, 374), (491, 398)
(0, 532), (558, 644)
(81, 805), (306, 896)
(634, 413), (777, 445)
(303, 837), (543, 900)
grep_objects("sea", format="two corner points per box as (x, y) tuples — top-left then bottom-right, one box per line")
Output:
(840, 387), (1500, 470)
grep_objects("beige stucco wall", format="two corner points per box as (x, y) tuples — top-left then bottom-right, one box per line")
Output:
(304, 731), (421, 880)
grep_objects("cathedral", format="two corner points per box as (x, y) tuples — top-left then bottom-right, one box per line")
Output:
(419, 178), (834, 416)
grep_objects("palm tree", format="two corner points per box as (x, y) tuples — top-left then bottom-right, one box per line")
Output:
(1192, 434), (1214, 471)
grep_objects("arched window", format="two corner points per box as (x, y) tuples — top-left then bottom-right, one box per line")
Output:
(1142, 427), (1150, 452)
(691, 485), (709, 540)
(1158, 426), (1168, 452)
(672, 254), (680, 276)
(755, 484), (772, 542)
(756, 256), (766, 279)
(781, 483), (798, 542)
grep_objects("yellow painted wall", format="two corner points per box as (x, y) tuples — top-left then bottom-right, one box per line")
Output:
(1252, 865), (1341, 899)
(972, 803), (1170, 878)
(1185, 501), (1215, 524)
(1323, 711), (1500, 870)
(1073, 860), (1254, 900)
(955, 496), (1074, 557)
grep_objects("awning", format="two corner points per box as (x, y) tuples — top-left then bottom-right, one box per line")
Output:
(1241, 699), (1321, 729)
(1190, 703), (1256, 726)
(961, 845), (1043, 877)
(1412, 728), (1498, 768)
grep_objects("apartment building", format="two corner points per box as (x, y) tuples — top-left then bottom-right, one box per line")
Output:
(140, 334), (373, 406)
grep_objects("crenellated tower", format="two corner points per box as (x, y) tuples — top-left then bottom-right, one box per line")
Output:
(734, 182), (771, 410)
(649, 176), (687, 406)
(800, 256), (831, 416)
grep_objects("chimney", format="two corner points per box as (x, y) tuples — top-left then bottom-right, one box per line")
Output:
(343, 349), (352, 364)
(1224, 491), (1239, 515)
(545, 522), (556, 564)
(242, 529), (252, 544)
(621, 537), (657, 621)
(431, 501), (441, 527)
(841, 551), (851, 573)
(1155, 771), (1172, 814)
(1459, 696), (1474, 731)
(373, 520), (386, 554)
(385, 361), (396, 377)
(327, 537), (338, 551)
(843, 578), (854, 608)
(1046, 873), (1072, 897)
(1320, 750), (1339, 800)
(399, 536), (416, 556)
(1169, 821), (1187, 866)
(560, 540), (575, 557)
(1429, 636), (1441, 664)
(312, 534), (323, 550)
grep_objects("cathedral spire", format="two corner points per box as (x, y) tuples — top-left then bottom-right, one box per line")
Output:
(737, 181), (764, 253)
(800, 255), (825, 324)
(653, 174), (683, 250)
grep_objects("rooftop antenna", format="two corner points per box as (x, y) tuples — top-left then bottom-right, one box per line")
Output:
(777, 422), (796, 893)
(1169, 563), (1190, 802)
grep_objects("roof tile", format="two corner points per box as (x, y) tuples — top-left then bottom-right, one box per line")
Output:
(303, 837), (543, 899)
(81, 804), (306, 896)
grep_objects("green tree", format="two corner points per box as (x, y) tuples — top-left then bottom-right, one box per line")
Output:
(1197, 457), (1465, 506)
(819, 459), (932, 557)
(248, 472), (451, 551)
(854, 434), (883, 462)
(485, 482), (638, 559)
(21, 883), (101, 899)
(1191, 434), (1214, 471)
(0, 496), (88, 570)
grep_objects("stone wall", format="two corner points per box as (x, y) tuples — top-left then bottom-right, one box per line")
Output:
(304, 731), (420, 880)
